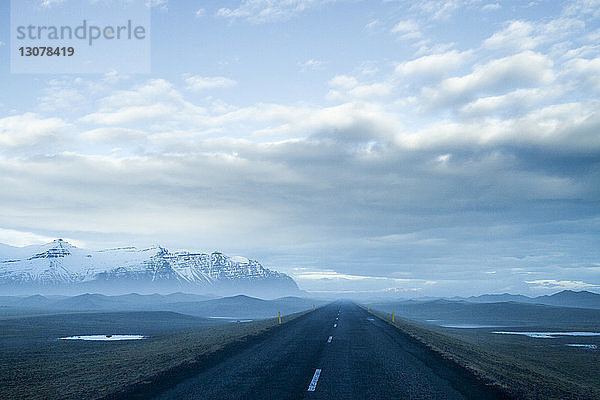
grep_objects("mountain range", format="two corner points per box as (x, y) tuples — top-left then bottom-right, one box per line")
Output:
(0, 239), (299, 297)
(0, 293), (319, 319)
(462, 290), (600, 309)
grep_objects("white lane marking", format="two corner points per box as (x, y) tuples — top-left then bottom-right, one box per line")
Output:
(307, 368), (321, 391)
(334, 323), (337, 328)
(327, 336), (332, 343)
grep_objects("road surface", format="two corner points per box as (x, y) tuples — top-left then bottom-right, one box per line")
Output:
(148, 302), (506, 399)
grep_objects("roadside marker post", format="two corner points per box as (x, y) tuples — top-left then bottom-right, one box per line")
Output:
(392, 311), (395, 323)
(278, 312), (281, 325)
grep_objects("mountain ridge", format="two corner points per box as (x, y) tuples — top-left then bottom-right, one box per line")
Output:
(463, 289), (600, 309)
(0, 239), (299, 297)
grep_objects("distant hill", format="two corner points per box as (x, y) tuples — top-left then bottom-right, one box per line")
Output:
(370, 298), (600, 327)
(0, 293), (322, 320)
(153, 295), (320, 319)
(466, 293), (533, 303)
(535, 290), (600, 309)
(463, 290), (600, 310)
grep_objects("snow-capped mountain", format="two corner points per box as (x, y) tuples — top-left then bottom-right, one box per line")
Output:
(0, 239), (299, 296)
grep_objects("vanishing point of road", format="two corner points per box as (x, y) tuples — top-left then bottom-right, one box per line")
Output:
(146, 302), (507, 399)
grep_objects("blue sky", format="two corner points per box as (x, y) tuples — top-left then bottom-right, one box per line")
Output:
(0, 0), (599, 297)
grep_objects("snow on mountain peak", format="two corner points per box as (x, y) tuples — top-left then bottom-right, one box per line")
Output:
(0, 241), (298, 295)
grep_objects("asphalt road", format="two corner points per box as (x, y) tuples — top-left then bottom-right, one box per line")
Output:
(150, 302), (507, 400)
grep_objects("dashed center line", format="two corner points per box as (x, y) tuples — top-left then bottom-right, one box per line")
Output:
(334, 323), (337, 328)
(327, 336), (332, 343)
(307, 368), (322, 392)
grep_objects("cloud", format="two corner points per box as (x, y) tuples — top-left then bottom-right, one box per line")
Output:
(459, 87), (561, 116)
(0, 228), (84, 248)
(564, 56), (600, 92)
(0, 113), (69, 149)
(39, 82), (87, 113)
(390, 20), (422, 40)
(184, 75), (237, 91)
(41, 0), (66, 7)
(526, 279), (600, 290)
(298, 59), (325, 71)
(145, 0), (168, 9)
(327, 75), (392, 101)
(422, 51), (555, 107)
(216, 0), (339, 23)
(79, 79), (208, 127)
(483, 21), (538, 51)
(483, 17), (586, 54)
(365, 19), (380, 30)
(397, 101), (600, 153)
(195, 8), (205, 18)
(0, 229), (56, 247)
(399, 0), (467, 20)
(395, 50), (470, 81)
(291, 268), (428, 293)
(562, 0), (600, 18)
(482, 3), (500, 11)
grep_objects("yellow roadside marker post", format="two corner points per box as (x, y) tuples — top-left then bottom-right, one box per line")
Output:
(278, 312), (281, 325)
(392, 311), (395, 323)
(368, 305), (370, 311)
(313, 304), (315, 311)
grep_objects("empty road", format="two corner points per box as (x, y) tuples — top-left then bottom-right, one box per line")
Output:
(147, 302), (506, 399)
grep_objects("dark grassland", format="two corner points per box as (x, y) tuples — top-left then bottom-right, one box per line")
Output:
(368, 307), (600, 400)
(0, 310), (307, 400)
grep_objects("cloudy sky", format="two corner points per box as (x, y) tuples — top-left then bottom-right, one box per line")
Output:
(0, 0), (599, 297)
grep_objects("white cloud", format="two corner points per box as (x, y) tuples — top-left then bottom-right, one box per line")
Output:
(459, 87), (561, 116)
(39, 83), (87, 112)
(292, 268), (427, 293)
(0, 113), (69, 149)
(484, 21), (538, 51)
(327, 75), (392, 101)
(0, 229), (55, 247)
(145, 0), (168, 9)
(216, 0), (339, 23)
(184, 75), (237, 91)
(402, 0), (466, 20)
(390, 20), (419, 33)
(395, 50), (470, 81)
(526, 279), (600, 290)
(562, 0), (600, 18)
(365, 19), (380, 30)
(41, 0), (66, 7)
(397, 101), (600, 153)
(484, 18), (585, 52)
(422, 51), (555, 107)
(298, 59), (325, 71)
(482, 3), (500, 11)
(390, 20), (422, 40)
(80, 79), (208, 127)
(195, 8), (205, 18)
(564, 56), (600, 92)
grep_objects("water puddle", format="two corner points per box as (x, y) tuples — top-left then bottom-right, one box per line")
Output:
(493, 331), (600, 339)
(59, 335), (146, 341)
